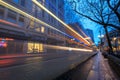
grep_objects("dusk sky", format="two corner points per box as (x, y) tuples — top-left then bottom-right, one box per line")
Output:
(64, 0), (101, 44)
(81, 19), (100, 44)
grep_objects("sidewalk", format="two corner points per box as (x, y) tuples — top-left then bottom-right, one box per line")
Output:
(87, 51), (118, 80)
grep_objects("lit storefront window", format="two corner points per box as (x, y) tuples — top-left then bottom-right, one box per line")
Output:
(27, 42), (44, 53)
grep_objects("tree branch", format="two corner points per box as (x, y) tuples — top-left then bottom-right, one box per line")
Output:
(74, 10), (102, 24)
(74, 10), (120, 30)
(107, 0), (120, 22)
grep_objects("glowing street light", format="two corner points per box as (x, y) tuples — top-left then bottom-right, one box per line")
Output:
(98, 35), (104, 38)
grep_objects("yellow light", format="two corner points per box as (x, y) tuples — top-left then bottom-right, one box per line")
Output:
(113, 37), (117, 41)
(44, 44), (92, 52)
(0, 0), (90, 45)
(32, 0), (90, 45)
(0, 0), (66, 36)
(41, 26), (45, 33)
(85, 37), (91, 39)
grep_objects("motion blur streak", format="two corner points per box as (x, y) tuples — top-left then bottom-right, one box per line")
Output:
(32, 0), (90, 45)
(0, 0), (67, 36)
(44, 44), (92, 52)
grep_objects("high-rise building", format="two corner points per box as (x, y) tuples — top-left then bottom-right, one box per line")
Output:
(68, 22), (87, 38)
(86, 29), (94, 43)
(66, 22), (91, 46)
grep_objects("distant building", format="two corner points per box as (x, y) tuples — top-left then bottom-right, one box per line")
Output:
(68, 22), (87, 38)
(65, 22), (91, 46)
(86, 29), (94, 42)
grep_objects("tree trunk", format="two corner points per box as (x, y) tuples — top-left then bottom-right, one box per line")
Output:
(104, 26), (113, 54)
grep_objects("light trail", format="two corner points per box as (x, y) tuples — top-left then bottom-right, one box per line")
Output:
(0, 0), (90, 46)
(32, 0), (90, 45)
(0, 0), (67, 37)
(44, 44), (92, 52)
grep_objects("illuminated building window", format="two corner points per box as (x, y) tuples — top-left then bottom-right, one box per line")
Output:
(27, 42), (43, 53)
(35, 27), (41, 32)
(41, 26), (45, 33)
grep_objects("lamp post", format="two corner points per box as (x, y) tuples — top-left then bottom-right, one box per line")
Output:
(98, 34), (104, 51)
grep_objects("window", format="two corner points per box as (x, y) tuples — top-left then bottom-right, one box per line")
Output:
(20, 0), (25, 7)
(42, 10), (44, 18)
(18, 15), (24, 26)
(13, 0), (26, 7)
(7, 10), (17, 23)
(48, 28), (50, 34)
(35, 23), (41, 32)
(41, 26), (45, 33)
(29, 19), (35, 29)
(19, 15), (24, 22)
(13, 0), (19, 3)
(0, 6), (4, 19)
(35, 28), (41, 32)
(27, 42), (44, 53)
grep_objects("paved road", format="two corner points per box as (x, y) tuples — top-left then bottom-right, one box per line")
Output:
(54, 53), (96, 80)
(0, 53), (68, 68)
(54, 52), (119, 80)
(0, 52), (94, 80)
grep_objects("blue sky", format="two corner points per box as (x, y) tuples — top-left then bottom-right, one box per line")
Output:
(81, 19), (101, 44)
(64, 0), (101, 44)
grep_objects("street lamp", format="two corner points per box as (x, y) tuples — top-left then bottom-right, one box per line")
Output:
(98, 35), (104, 39)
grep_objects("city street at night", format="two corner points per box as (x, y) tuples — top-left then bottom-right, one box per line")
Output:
(55, 51), (119, 80)
(0, 51), (119, 80)
(0, 0), (120, 80)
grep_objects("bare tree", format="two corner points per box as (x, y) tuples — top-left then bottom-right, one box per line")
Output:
(67, 0), (120, 54)
(69, 0), (120, 30)
(107, 0), (120, 22)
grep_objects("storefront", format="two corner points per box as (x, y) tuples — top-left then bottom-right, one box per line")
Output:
(27, 42), (44, 53)
(0, 37), (45, 54)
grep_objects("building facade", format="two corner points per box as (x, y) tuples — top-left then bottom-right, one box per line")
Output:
(0, 0), (67, 54)
(66, 22), (92, 48)
(0, 0), (91, 54)
(102, 30), (120, 54)
(86, 29), (94, 43)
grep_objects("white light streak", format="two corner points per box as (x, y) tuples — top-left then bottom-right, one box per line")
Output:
(0, 0), (66, 36)
(44, 44), (93, 52)
(32, 0), (90, 45)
